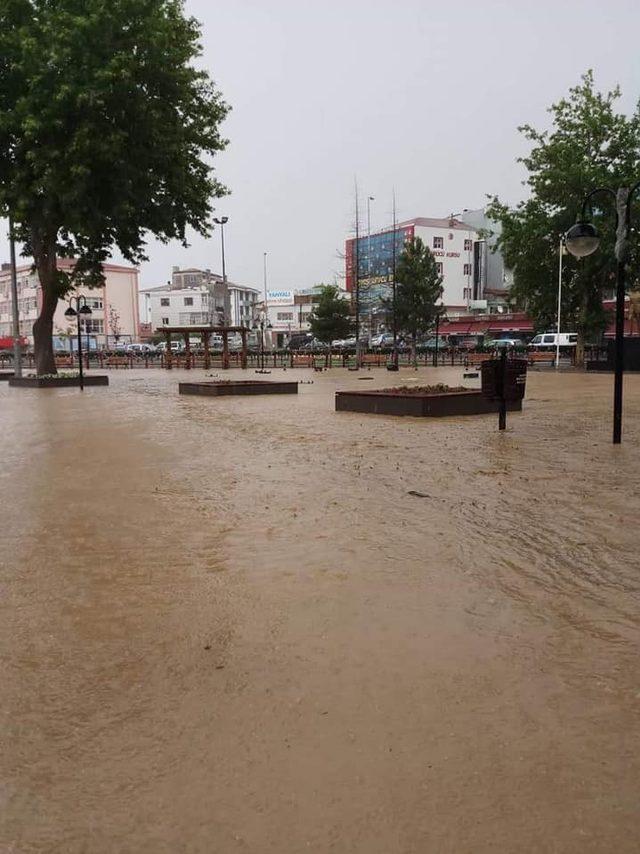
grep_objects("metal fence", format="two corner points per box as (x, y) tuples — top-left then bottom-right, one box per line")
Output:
(0, 346), (600, 372)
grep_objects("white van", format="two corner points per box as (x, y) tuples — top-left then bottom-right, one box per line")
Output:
(528, 332), (577, 350)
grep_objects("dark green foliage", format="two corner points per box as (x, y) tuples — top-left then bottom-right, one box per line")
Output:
(308, 284), (352, 344)
(487, 71), (640, 357)
(0, 0), (229, 372)
(393, 236), (444, 344)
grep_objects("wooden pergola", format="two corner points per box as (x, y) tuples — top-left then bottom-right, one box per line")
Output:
(157, 325), (249, 370)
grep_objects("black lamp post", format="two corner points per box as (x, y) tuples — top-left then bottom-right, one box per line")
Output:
(252, 314), (272, 373)
(433, 309), (447, 368)
(64, 296), (93, 390)
(213, 216), (228, 285)
(565, 182), (640, 444)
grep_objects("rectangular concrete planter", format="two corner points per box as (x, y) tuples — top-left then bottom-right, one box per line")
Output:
(9, 375), (109, 388)
(179, 380), (298, 397)
(335, 389), (522, 417)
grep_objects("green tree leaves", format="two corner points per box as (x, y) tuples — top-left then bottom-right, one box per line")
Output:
(487, 71), (640, 355)
(308, 284), (352, 345)
(393, 236), (444, 344)
(0, 0), (229, 372)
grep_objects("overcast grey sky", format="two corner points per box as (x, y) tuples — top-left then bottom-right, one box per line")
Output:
(3, 0), (640, 291)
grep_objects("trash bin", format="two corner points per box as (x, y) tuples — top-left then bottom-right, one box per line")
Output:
(481, 357), (528, 402)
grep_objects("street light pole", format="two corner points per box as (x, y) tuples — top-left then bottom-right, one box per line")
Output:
(8, 216), (22, 377)
(391, 190), (398, 367)
(565, 182), (640, 444)
(64, 295), (93, 391)
(213, 216), (228, 285)
(555, 238), (565, 370)
(354, 181), (361, 368)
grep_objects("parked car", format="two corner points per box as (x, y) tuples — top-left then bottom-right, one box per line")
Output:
(299, 338), (329, 352)
(156, 340), (184, 353)
(486, 338), (527, 351)
(450, 335), (483, 352)
(416, 336), (450, 352)
(286, 333), (313, 351)
(125, 342), (157, 354)
(528, 332), (577, 350)
(370, 332), (398, 349)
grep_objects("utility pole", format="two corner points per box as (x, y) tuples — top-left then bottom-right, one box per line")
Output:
(263, 251), (269, 351)
(391, 190), (398, 367)
(8, 217), (22, 377)
(555, 237), (565, 369)
(354, 181), (361, 367)
(367, 195), (374, 338)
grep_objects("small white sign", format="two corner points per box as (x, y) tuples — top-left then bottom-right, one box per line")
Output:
(267, 290), (294, 305)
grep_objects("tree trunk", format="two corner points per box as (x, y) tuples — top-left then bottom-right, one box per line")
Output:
(32, 230), (59, 376)
(412, 332), (417, 368)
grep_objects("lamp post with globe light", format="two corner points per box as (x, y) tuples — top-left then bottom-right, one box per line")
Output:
(64, 296), (93, 390)
(252, 310), (272, 373)
(565, 182), (640, 444)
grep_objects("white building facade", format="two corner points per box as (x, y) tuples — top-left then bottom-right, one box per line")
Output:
(140, 275), (260, 335)
(345, 215), (506, 326)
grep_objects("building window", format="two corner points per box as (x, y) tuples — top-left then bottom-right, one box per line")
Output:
(433, 236), (444, 250)
(80, 318), (104, 334)
(464, 239), (473, 251)
(160, 298), (170, 306)
(463, 263), (472, 275)
(277, 312), (294, 321)
(161, 317), (169, 325)
(86, 297), (103, 309)
(463, 287), (472, 300)
(436, 262), (443, 275)
(184, 297), (193, 306)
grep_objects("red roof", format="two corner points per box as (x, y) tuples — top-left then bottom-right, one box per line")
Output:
(440, 313), (533, 336)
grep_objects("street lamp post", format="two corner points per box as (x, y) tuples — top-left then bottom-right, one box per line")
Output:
(64, 296), (93, 391)
(213, 216), (228, 285)
(555, 238), (566, 370)
(565, 183), (640, 444)
(252, 312), (272, 373)
(8, 216), (22, 377)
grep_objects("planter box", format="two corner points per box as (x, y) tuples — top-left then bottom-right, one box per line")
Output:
(9, 375), (109, 388)
(335, 388), (522, 417)
(0, 371), (14, 381)
(179, 380), (298, 397)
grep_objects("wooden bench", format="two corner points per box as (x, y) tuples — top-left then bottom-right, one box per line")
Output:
(105, 356), (131, 368)
(527, 351), (557, 366)
(467, 353), (495, 367)
(291, 355), (314, 367)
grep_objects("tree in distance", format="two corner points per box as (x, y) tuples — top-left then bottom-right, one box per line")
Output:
(487, 70), (640, 365)
(0, 0), (229, 375)
(392, 236), (444, 366)
(308, 284), (352, 364)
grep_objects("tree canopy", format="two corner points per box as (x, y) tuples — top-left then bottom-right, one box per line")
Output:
(487, 71), (640, 358)
(308, 284), (352, 344)
(0, 0), (229, 373)
(393, 236), (444, 345)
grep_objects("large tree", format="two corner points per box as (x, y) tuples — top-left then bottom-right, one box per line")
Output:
(0, 0), (229, 374)
(487, 71), (640, 365)
(393, 236), (443, 364)
(308, 284), (352, 363)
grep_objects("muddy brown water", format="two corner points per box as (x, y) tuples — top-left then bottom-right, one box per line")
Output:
(1, 367), (639, 853)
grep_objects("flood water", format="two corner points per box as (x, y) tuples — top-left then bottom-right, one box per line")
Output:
(1, 366), (639, 852)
